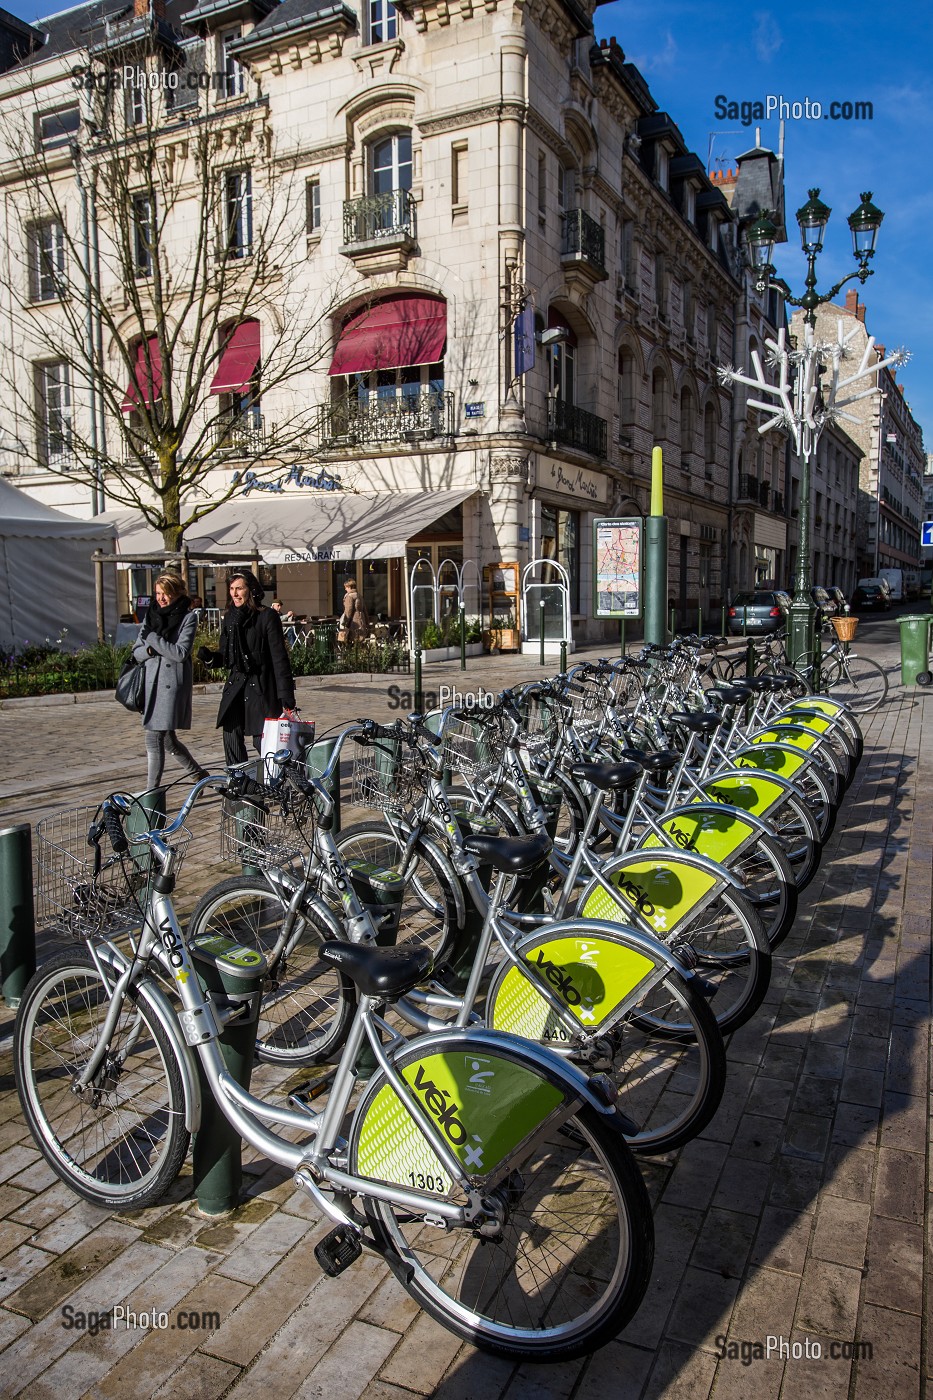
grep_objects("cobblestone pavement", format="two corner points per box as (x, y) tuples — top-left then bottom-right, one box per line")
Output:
(0, 618), (928, 1399)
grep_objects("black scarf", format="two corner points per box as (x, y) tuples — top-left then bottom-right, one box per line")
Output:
(225, 604), (258, 675)
(146, 595), (190, 638)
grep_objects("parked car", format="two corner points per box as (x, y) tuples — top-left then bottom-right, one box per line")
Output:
(852, 581), (891, 612)
(810, 586), (838, 618)
(727, 590), (791, 635)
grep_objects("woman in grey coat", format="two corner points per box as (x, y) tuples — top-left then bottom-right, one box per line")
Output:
(133, 572), (207, 790)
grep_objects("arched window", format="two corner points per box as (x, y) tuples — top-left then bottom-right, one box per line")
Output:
(617, 350), (636, 426)
(328, 294), (448, 444)
(651, 367), (669, 442)
(680, 386), (695, 460)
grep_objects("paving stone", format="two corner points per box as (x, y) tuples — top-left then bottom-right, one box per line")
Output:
(802, 1041), (847, 1081)
(291, 1318), (402, 1400)
(779, 1329), (852, 1399)
(421, 1345), (516, 1400)
(863, 1217), (924, 1314)
(874, 1147), (925, 1224)
(729, 1114), (784, 1164)
(574, 1339), (655, 1400)
(855, 1303), (922, 1400)
(796, 1259), (863, 1339)
(727, 1264), (801, 1342)
(749, 1207), (812, 1275)
(661, 1140), (729, 1211)
(880, 1093), (927, 1154)
(376, 1306), (470, 1395)
(2, 1221), (136, 1322)
(213, 1208), (309, 1286)
(713, 1159), (772, 1216)
(809, 1196), (870, 1269)
(768, 1157), (823, 1213)
(665, 1265), (741, 1348)
(822, 1145), (875, 1204)
(150, 1352), (241, 1400)
(745, 1076), (794, 1120)
(831, 1101), (881, 1148)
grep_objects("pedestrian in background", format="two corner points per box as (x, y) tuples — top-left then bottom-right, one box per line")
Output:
(200, 569), (297, 765)
(133, 572), (206, 791)
(337, 576), (370, 645)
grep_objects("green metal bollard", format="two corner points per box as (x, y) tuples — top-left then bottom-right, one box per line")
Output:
(306, 738), (341, 834)
(698, 603), (703, 637)
(414, 646), (423, 713)
(539, 600), (546, 666)
(460, 606), (466, 672)
(560, 639), (568, 673)
(669, 606), (676, 640)
(191, 936), (267, 1215)
(721, 604), (727, 637)
(620, 618), (626, 658)
(0, 824), (36, 1008)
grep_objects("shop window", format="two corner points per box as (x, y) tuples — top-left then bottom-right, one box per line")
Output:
(541, 503), (580, 612)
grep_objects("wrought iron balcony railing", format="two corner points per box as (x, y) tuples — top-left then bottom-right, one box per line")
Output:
(560, 209), (606, 274)
(547, 398), (607, 457)
(212, 414), (267, 455)
(343, 190), (416, 246)
(316, 390), (455, 449)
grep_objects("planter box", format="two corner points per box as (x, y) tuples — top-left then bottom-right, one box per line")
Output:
(416, 642), (483, 662)
(483, 628), (520, 653)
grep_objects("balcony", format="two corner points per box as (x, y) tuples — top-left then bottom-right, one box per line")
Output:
(212, 414), (268, 456)
(340, 191), (417, 274)
(315, 390), (455, 450)
(560, 209), (608, 292)
(547, 399), (607, 458)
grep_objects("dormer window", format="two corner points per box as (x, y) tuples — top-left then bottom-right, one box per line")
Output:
(656, 147), (669, 192)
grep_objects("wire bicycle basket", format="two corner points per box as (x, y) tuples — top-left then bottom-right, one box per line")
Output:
(351, 739), (422, 813)
(830, 615), (859, 643)
(441, 713), (506, 780)
(220, 785), (316, 867)
(34, 803), (191, 940)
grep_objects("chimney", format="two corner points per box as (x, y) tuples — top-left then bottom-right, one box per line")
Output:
(844, 289), (859, 315)
(133, 0), (165, 19)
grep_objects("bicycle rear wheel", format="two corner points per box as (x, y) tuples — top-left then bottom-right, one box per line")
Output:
(362, 1100), (653, 1361)
(821, 653), (889, 713)
(14, 951), (189, 1209)
(334, 821), (460, 962)
(187, 876), (354, 1065)
(671, 886), (772, 1035)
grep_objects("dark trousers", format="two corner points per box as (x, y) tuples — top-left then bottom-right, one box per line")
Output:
(222, 727), (262, 767)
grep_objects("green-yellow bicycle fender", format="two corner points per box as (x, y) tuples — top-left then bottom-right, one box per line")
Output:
(698, 770), (796, 820)
(350, 1030), (601, 1194)
(767, 713), (834, 738)
(731, 742), (809, 781)
(641, 805), (760, 866)
(577, 849), (732, 936)
(487, 929), (661, 1042)
(781, 695), (855, 722)
(749, 722), (820, 753)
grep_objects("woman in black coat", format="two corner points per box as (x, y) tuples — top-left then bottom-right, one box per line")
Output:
(200, 569), (297, 765)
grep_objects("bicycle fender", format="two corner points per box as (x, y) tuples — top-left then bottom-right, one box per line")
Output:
(699, 765), (809, 812)
(93, 945), (202, 1135)
(649, 802), (776, 861)
(575, 847), (743, 940)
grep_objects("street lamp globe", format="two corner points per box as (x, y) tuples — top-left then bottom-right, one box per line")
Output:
(847, 192), (884, 264)
(746, 211), (779, 273)
(796, 188), (831, 254)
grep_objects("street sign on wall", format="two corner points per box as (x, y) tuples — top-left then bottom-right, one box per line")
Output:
(922, 521), (933, 548)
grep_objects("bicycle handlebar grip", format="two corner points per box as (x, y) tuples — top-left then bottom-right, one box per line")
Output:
(102, 803), (129, 854)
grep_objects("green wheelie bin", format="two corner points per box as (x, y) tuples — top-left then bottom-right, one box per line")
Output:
(898, 615), (932, 686)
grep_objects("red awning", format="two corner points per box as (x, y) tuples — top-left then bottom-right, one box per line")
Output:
(121, 336), (162, 412)
(328, 296), (447, 376)
(210, 320), (261, 395)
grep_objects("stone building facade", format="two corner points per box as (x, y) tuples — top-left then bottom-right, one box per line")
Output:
(0, 0), (744, 638)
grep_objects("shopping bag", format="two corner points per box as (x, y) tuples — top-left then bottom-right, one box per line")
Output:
(115, 655), (146, 713)
(261, 715), (317, 774)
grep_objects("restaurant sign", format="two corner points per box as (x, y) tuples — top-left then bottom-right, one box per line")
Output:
(233, 465), (343, 496)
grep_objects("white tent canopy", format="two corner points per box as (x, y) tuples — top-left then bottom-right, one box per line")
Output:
(100, 488), (476, 566)
(0, 479), (117, 650)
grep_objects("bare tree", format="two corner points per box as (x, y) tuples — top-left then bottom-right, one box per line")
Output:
(1, 50), (354, 549)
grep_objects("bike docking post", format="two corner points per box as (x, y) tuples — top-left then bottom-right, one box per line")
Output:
(620, 618), (626, 658)
(190, 936), (267, 1215)
(644, 447), (668, 648)
(460, 605), (467, 672)
(0, 824), (36, 1008)
(539, 599), (546, 666)
(414, 646), (424, 714)
(306, 738), (341, 834)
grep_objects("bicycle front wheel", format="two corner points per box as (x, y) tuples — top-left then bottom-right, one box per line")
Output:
(14, 951), (189, 1209)
(364, 1101), (653, 1361)
(674, 886), (772, 1035)
(187, 876), (354, 1065)
(821, 653), (889, 713)
(334, 821), (460, 962)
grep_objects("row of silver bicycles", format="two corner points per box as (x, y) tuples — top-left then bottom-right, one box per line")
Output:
(16, 634), (864, 1362)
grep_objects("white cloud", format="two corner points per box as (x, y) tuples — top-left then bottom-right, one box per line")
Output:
(754, 11), (783, 62)
(629, 29), (678, 74)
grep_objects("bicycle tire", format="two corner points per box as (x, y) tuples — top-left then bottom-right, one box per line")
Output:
(333, 821), (460, 962)
(820, 653), (889, 713)
(14, 951), (189, 1208)
(187, 876), (354, 1065)
(729, 831), (798, 949)
(361, 1099), (653, 1360)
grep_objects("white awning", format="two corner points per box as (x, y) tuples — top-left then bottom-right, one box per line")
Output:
(100, 488), (475, 565)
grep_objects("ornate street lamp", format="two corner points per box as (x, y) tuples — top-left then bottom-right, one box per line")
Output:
(724, 189), (897, 671)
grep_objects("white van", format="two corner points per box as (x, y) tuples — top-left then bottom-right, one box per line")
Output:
(878, 568), (904, 602)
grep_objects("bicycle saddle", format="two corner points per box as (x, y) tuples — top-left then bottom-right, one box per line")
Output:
(568, 760), (642, 791)
(711, 686), (753, 706)
(737, 676), (771, 694)
(672, 710), (722, 733)
(462, 830), (552, 873)
(318, 941), (434, 998)
(758, 673), (794, 691)
(617, 747), (681, 775)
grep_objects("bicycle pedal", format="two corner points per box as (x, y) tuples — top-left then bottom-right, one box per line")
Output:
(314, 1224), (363, 1277)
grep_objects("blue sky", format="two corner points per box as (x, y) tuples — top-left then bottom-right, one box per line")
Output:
(4, 0), (931, 448)
(594, 1), (933, 451)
